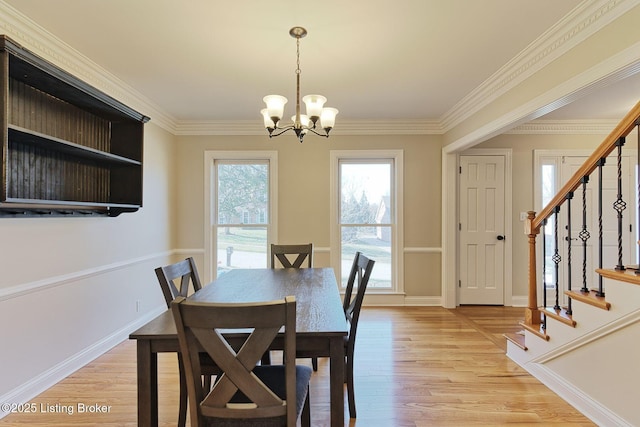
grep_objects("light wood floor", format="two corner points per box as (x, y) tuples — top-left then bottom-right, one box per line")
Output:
(1, 306), (595, 426)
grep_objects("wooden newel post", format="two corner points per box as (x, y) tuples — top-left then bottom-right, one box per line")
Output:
(524, 210), (541, 325)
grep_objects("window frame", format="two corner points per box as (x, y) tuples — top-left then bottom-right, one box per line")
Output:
(204, 151), (278, 282)
(330, 150), (404, 294)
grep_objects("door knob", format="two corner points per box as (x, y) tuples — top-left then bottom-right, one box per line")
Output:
(497, 235), (505, 241)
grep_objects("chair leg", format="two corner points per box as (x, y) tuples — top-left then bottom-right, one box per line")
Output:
(346, 354), (356, 418)
(312, 357), (318, 371)
(301, 386), (311, 427)
(177, 357), (188, 427)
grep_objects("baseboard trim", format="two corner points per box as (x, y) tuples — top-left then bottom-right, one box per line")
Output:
(362, 294), (442, 306)
(526, 363), (634, 427)
(511, 295), (528, 307)
(0, 305), (165, 419)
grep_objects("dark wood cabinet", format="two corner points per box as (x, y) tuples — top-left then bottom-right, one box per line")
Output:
(0, 35), (149, 217)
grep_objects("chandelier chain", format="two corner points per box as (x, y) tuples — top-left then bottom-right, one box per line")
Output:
(296, 36), (301, 75)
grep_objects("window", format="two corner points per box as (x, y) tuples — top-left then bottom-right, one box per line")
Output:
(540, 161), (558, 291)
(204, 152), (278, 281)
(331, 150), (403, 293)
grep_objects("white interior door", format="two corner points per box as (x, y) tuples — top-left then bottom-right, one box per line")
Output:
(459, 155), (506, 305)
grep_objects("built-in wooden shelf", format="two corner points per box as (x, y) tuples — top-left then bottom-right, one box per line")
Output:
(0, 35), (149, 217)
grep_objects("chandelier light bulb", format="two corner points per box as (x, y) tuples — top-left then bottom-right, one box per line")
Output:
(320, 107), (339, 131)
(260, 109), (275, 130)
(263, 95), (288, 123)
(292, 114), (311, 128)
(302, 94), (327, 123)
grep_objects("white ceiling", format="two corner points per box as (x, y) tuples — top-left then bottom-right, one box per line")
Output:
(3, 0), (638, 128)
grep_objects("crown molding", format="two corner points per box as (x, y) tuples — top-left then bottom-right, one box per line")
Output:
(440, 0), (636, 132)
(174, 119), (443, 136)
(509, 119), (619, 134)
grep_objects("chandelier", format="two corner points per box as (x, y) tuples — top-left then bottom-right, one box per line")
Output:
(261, 27), (338, 143)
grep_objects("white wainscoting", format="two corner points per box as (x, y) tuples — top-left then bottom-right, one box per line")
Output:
(0, 251), (173, 419)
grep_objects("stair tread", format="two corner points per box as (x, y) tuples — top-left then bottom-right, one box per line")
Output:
(504, 332), (527, 350)
(519, 321), (549, 341)
(542, 306), (577, 327)
(597, 267), (640, 286)
(565, 289), (611, 310)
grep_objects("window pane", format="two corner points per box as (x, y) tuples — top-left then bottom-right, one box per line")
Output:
(217, 163), (268, 224)
(541, 164), (556, 289)
(216, 227), (267, 276)
(340, 163), (391, 224)
(341, 226), (391, 288)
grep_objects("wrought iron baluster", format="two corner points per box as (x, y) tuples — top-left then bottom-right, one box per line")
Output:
(553, 206), (561, 310)
(614, 137), (627, 271)
(541, 218), (547, 330)
(597, 158), (606, 297)
(579, 176), (590, 293)
(566, 191), (573, 315)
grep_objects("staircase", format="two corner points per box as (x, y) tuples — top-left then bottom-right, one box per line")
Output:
(505, 100), (640, 427)
(506, 271), (640, 426)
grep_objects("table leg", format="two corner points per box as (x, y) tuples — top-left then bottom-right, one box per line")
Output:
(137, 340), (158, 427)
(329, 337), (345, 427)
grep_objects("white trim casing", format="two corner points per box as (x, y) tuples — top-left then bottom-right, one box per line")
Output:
(330, 150), (404, 295)
(203, 151), (278, 283)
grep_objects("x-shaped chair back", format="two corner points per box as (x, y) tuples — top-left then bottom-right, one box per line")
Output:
(155, 257), (203, 308)
(172, 296), (297, 426)
(271, 243), (313, 268)
(343, 252), (375, 346)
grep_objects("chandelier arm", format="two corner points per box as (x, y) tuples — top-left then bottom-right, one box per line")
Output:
(305, 128), (330, 138)
(269, 126), (295, 138)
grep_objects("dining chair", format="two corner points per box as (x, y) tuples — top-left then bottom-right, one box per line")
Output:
(171, 295), (312, 427)
(268, 243), (313, 367)
(270, 243), (313, 268)
(155, 257), (217, 427)
(342, 251), (375, 419)
(294, 251), (374, 418)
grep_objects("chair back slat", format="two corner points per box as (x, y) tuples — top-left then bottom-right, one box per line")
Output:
(271, 243), (313, 268)
(155, 257), (202, 308)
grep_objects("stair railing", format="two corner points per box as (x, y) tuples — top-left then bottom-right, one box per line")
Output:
(524, 100), (640, 328)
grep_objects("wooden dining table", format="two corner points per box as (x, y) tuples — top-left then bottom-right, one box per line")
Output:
(129, 267), (348, 427)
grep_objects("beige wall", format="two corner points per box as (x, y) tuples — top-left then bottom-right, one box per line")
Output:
(173, 133), (444, 297)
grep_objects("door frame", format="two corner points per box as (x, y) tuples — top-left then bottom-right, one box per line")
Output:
(456, 148), (513, 306)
